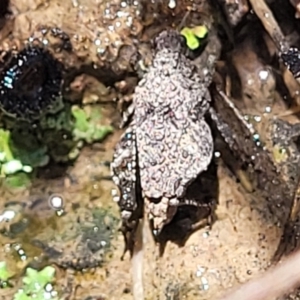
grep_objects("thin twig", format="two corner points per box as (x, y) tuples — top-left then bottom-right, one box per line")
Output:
(132, 219), (144, 300)
(219, 250), (300, 300)
(248, 0), (289, 52)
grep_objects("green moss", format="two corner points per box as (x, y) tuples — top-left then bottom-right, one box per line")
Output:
(0, 101), (113, 181)
(0, 129), (35, 178)
(3, 173), (31, 189)
(72, 105), (113, 144)
(0, 261), (11, 289)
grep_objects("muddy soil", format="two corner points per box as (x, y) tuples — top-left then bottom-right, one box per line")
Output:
(0, 127), (283, 300)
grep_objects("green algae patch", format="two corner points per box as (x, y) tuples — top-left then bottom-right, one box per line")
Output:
(0, 261), (13, 289)
(13, 266), (60, 300)
(72, 105), (113, 144)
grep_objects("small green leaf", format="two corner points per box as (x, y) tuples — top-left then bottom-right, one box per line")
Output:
(72, 106), (90, 132)
(192, 25), (208, 39)
(22, 266), (56, 294)
(92, 126), (113, 142)
(0, 262), (10, 281)
(180, 25), (209, 50)
(2, 160), (23, 174)
(0, 129), (13, 161)
(38, 266), (56, 280)
(4, 173), (31, 188)
(13, 289), (32, 300)
(180, 27), (200, 50)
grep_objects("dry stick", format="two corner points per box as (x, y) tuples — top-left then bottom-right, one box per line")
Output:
(249, 0), (300, 80)
(249, 0), (300, 82)
(219, 250), (300, 300)
(132, 218), (144, 300)
(248, 0), (289, 52)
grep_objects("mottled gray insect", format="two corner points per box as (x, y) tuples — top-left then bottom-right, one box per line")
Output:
(111, 29), (214, 239)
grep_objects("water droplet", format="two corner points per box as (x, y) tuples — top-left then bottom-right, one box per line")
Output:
(265, 106), (272, 113)
(72, 0), (79, 7)
(253, 133), (260, 142)
(56, 210), (64, 216)
(94, 39), (101, 46)
(168, 0), (176, 9)
(0, 210), (16, 222)
(97, 47), (106, 55)
(259, 69), (269, 81)
(121, 210), (132, 219)
(200, 277), (209, 290)
(196, 266), (206, 277)
(51, 290), (58, 297)
(42, 39), (49, 46)
(49, 194), (64, 210)
(111, 189), (118, 197)
(247, 78), (254, 86)
(214, 151), (221, 158)
(126, 16), (133, 27)
(45, 283), (53, 292)
(279, 147), (286, 154)
(203, 231), (209, 238)
(108, 25), (114, 31)
(254, 115), (261, 122)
